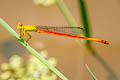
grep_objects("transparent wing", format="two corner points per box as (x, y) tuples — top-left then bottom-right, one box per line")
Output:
(36, 25), (84, 35)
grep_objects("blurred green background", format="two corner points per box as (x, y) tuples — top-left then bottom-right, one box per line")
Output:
(0, 0), (120, 80)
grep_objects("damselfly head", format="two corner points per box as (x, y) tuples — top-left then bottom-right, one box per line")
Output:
(17, 22), (23, 30)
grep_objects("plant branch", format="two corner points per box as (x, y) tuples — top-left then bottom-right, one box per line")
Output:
(56, 0), (77, 26)
(78, 0), (92, 46)
(0, 18), (68, 80)
(56, 0), (86, 44)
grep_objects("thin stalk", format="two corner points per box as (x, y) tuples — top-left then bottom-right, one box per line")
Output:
(56, 0), (86, 43)
(78, 0), (92, 46)
(0, 18), (68, 80)
(56, 0), (77, 26)
(85, 64), (97, 80)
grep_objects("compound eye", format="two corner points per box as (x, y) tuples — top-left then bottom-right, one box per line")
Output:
(18, 22), (22, 26)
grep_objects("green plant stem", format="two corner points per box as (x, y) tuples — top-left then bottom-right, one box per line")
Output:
(78, 0), (92, 46)
(56, 0), (85, 42)
(0, 18), (68, 80)
(85, 64), (97, 80)
(56, 0), (77, 26)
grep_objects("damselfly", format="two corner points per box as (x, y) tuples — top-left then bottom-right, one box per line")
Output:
(17, 22), (109, 45)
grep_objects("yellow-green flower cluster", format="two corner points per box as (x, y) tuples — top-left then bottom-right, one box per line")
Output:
(0, 50), (57, 80)
(32, 0), (56, 7)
